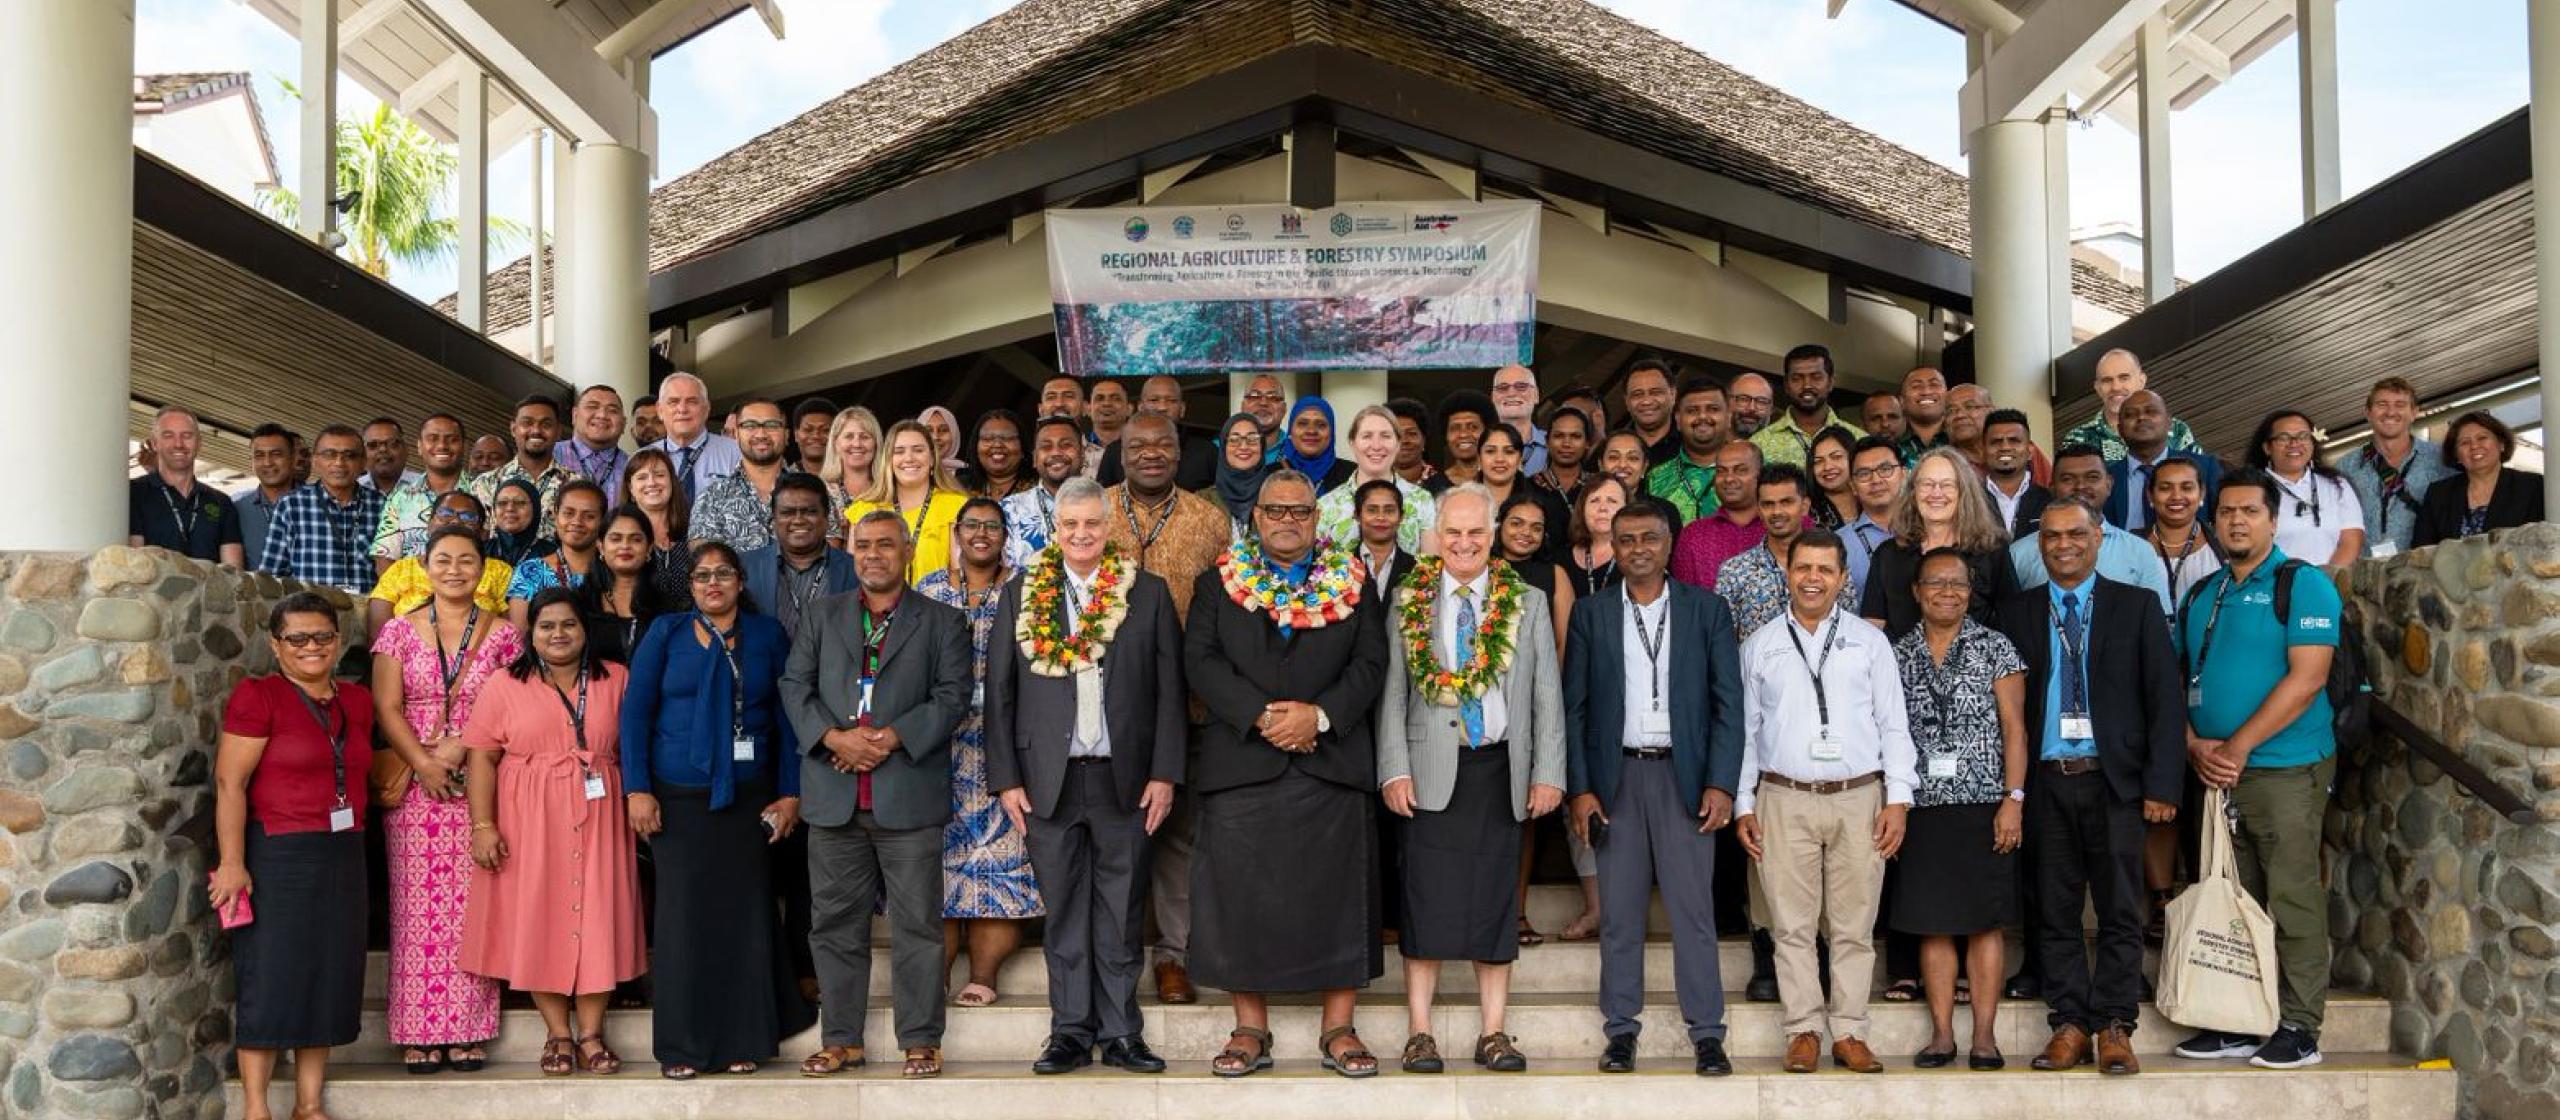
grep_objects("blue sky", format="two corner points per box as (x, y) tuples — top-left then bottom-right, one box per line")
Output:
(138, 0), (2528, 302)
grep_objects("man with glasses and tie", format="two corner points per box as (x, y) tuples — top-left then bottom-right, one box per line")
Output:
(1841, 436), (1904, 593)
(646, 372), (743, 500)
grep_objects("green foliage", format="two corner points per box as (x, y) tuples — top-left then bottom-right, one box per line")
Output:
(259, 79), (530, 280)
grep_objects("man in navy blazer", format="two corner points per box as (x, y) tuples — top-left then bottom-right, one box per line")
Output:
(1562, 497), (1746, 1076)
(741, 473), (859, 643)
(2106, 393), (2223, 531)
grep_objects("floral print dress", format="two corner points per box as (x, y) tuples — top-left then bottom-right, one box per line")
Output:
(918, 569), (1043, 919)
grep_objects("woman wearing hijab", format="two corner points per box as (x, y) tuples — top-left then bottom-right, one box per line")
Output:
(488, 478), (546, 568)
(1280, 396), (1357, 497)
(916, 406), (971, 477)
(1209, 412), (1275, 533)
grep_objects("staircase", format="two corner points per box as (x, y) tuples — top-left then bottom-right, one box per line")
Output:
(228, 885), (2455, 1118)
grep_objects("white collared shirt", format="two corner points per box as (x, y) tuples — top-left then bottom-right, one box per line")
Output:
(1063, 563), (1111, 759)
(1736, 606), (1918, 815)
(1985, 474), (2031, 535)
(2268, 468), (2362, 566)
(1620, 587), (1674, 748)
(1439, 568), (1508, 743)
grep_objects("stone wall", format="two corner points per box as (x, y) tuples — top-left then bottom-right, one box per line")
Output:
(2333, 523), (2560, 1120)
(0, 549), (355, 1120)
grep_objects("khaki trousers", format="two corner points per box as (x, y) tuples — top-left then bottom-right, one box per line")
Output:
(1755, 780), (1886, 1039)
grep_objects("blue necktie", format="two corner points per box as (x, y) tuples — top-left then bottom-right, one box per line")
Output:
(1456, 586), (1484, 748)
(2059, 590), (2087, 724)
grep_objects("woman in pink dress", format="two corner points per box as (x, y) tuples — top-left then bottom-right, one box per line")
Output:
(461, 587), (647, 1075)
(372, 525), (521, 1073)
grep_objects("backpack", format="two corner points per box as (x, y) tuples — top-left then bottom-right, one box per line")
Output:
(2177, 559), (2369, 750)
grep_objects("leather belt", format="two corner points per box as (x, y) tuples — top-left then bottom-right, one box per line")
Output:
(1066, 756), (1113, 766)
(1758, 771), (1882, 795)
(1622, 746), (1673, 760)
(2040, 756), (2103, 776)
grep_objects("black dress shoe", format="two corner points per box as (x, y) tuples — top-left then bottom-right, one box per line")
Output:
(2004, 972), (2042, 1000)
(1693, 1038), (1731, 1077)
(1033, 1036), (1092, 1075)
(1745, 930), (1780, 1002)
(1599, 1034), (1638, 1073)
(1099, 1035), (1166, 1073)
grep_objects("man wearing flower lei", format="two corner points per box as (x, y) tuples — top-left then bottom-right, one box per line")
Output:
(1374, 484), (1566, 1075)
(984, 478), (1187, 1076)
(1181, 470), (1389, 1079)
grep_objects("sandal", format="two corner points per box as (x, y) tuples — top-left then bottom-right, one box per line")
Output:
(1474, 1031), (1527, 1072)
(660, 1064), (698, 1081)
(1882, 979), (1921, 1002)
(578, 1034), (623, 1076)
(1319, 1025), (1378, 1079)
(1955, 979), (1972, 1006)
(901, 1046), (942, 1079)
(800, 1046), (865, 1077)
(1556, 912), (1601, 942)
(538, 1038), (576, 1077)
(721, 1060), (760, 1076)
(1212, 1027), (1274, 1078)
(953, 979), (999, 1007)
(403, 1047), (446, 1076)
(448, 1045), (486, 1073)
(1401, 1032), (1444, 1074)
(1516, 917), (1546, 947)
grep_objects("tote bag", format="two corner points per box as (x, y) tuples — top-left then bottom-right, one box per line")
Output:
(2154, 786), (2282, 1036)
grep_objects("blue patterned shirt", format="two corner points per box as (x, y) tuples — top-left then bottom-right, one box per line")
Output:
(257, 483), (387, 593)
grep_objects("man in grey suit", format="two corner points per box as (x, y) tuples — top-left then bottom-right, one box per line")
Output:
(1377, 484), (1566, 1074)
(987, 478), (1185, 1075)
(780, 510), (973, 1078)
(1562, 496), (1746, 1077)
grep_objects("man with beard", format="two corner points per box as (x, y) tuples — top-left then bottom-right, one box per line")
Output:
(1982, 409), (2051, 540)
(1725, 373), (1776, 441)
(1669, 440), (1766, 592)
(129, 405), (245, 566)
(1622, 358), (1681, 466)
(468, 395), (577, 540)
(1896, 367), (1952, 463)
(2107, 390), (2222, 533)
(1861, 391), (1906, 445)
(1644, 377), (1731, 524)
(1005, 414), (1086, 567)
(2009, 446), (2171, 605)
(564, 384), (632, 504)
(989, 478), (1185, 1075)
(629, 393), (665, 447)
(689, 398), (801, 552)
(370, 412), (469, 569)
(359, 416), (417, 494)
(234, 423), (301, 566)
(1753, 345), (1865, 469)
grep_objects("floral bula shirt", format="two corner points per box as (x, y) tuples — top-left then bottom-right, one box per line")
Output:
(1891, 618), (2025, 808)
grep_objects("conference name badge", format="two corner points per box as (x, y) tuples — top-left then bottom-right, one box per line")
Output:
(1926, 756), (1959, 780)
(733, 736), (757, 762)
(1639, 709), (1670, 737)
(585, 775), (608, 801)
(1809, 725), (1843, 763)
(328, 805), (356, 833)
(2061, 715), (2095, 741)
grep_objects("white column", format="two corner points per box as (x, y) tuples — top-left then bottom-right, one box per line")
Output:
(2531, 0), (2560, 515)
(2137, 14), (2176, 305)
(0, 0), (133, 549)
(1320, 370), (1388, 456)
(455, 63), (488, 330)
(297, 0), (336, 242)
(2041, 102), (2074, 359)
(2296, 0), (2341, 217)
(549, 130), (579, 381)
(563, 141), (651, 404)
(527, 130), (546, 368)
(1968, 117), (2055, 446)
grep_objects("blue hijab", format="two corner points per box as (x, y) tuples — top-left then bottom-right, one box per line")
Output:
(1279, 395), (1338, 483)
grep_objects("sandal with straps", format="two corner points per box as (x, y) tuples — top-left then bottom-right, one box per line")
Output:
(1319, 1025), (1379, 1079)
(800, 1046), (865, 1077)
(953, 977), (999, 1007)
(538, 1037), (576, 1077)
(901, 1046), (942, 1079)
(659, 1064), (698, 1081)
(1212, 1027), (1274, 1078)
(721, 1060), (760, 1076)
(577, 1033), (622, 1076)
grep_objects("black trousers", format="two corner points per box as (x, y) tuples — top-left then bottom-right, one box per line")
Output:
(1025, 761), (1153, 1045)
(2030, 767), (2147, 1033)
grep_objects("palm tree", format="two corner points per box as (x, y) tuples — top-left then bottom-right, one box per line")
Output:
(261, 81), (530, 280)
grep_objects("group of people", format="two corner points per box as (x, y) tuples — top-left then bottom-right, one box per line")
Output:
(184, 346), (2538, 1117)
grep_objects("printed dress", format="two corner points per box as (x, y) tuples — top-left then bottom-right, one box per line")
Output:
(376, 615), (522, 1047)
(918, 568), (1043, 919)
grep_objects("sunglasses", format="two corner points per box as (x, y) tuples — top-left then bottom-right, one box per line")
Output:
(278, 631), (340, 649)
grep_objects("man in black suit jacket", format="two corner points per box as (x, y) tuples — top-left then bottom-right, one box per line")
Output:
(1994, 497), (2184, 1077)
(986, 479), (1186, 1075)
(1984, 408), (2051, 540)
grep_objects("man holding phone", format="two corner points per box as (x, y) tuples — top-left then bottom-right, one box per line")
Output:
(1561, 497), (1746, 1076)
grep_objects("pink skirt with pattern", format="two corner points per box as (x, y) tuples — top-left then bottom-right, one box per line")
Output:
(385, 785), (500, 1046)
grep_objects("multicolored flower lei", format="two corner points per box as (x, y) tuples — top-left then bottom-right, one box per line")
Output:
(1015, 543), (1133, 676)
(1396, 556), (1524, 706)
(1218, 538), (1365, 629)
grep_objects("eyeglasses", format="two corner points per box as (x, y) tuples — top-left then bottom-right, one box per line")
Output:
(1913, 479), (1959, 494)
(957, 518), (1006, 534)
(1915, 578), (1969, 592)
(1851, 464), (1900, 481)
(1256, 504), (1317, 522)
(314, 449), (361, 461)
(773, 505), (826, 520)
(736, 419), (789, 433)
(277, 631), (340, 648)
(2267, 432), (2315, 445)
(690, 567), (741, 584)
(434, 509), (485, 524)
(977, 432), (1021, 445)
(1243, 390), (1286, 404)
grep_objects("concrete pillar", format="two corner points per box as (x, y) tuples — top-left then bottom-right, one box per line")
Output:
(1321, 370), (1388, 456)
(550, 130), (579, 381)
(1968, 117), (2055, 446)
(0, 0), (134, 550)
(2137, 14), (2177, 306)
(455, 63), (488, 331)
(297, 0), (335, 242)
(563, 141), (652, 404)
(2531, 0), (2560, 515)
(527, 131), (546, 367)
(2296, 0), (2342, 218)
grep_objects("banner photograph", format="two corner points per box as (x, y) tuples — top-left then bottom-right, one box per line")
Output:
(1045, 200), (1541, 377)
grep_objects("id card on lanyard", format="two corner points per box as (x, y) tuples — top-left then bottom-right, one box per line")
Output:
(702, 616), (756, 762)
(2185, 573), (2242, 709)
(855, 597), (897, 811)
(549, 668), (606, 801)
(1786, 614), (1844, 761)
(1629, 595), (1671, 737)
(292, 686), (358, 832)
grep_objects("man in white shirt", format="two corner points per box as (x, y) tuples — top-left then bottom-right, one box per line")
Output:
(1734, 526), (1918, 1075)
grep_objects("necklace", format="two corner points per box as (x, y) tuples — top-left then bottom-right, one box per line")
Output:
(1396, 557), (1524, 705)
(1017, 545), (1133, 675)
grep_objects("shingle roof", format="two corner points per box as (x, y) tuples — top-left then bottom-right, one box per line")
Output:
(450, 0), (2144, 332)
(135, 71), (251, 108)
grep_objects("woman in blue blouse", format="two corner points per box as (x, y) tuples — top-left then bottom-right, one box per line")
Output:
(619, 541), (812, 1080)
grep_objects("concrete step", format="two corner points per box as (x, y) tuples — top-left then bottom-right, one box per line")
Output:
(231, 1055), (2454, 1120)
(334, 992), (2393, 1066)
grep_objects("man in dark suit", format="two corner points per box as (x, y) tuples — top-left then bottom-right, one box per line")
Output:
(1562, 496), (1746, 1077)
(2108, 391), (2224, 531)
(779, 509), (973, 1078)
(1995, 497), (2184, 1077)
(1983, 409), (2051, 540)
(986, 478), (1186, 1075)
(743, 473), (860, 641)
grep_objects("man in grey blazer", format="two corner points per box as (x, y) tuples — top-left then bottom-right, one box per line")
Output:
(780, 509), (973, 1078)
(1377, 484), (1565, 1074)
(987, 479), (1186, 1075)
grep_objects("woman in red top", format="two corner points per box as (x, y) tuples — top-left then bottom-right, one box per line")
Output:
(212, 592), (374, 1120)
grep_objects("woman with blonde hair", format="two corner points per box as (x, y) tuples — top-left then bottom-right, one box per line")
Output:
(1859, 446), (2016, 639)
(846, 419), (970, 583)
(817, 407), (883, 547)
(1315, 403), (1437, 554)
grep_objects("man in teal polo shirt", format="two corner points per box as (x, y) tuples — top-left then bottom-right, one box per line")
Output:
(2171, 468), (2341, 1072)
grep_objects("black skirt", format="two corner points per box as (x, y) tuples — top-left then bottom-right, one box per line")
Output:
(232, 824), (367, 1049)
(1398, 747), (1522, 964)
(648, 784), (815, 1068)
(1191, 767), (1383, 992)
(1890, 803), (2016, 936)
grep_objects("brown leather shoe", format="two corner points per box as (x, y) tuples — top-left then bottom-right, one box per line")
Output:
(2096, 1025), (2140, 1075)
(2032, 1024), (2093, 1071)
(1783, 1032), (1820, 1073)
(1153, 961), (1196, 1005)
(1830, 1037), (1884, 1073)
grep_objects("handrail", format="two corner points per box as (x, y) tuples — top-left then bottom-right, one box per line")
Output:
(2368, 699), (2539, 825)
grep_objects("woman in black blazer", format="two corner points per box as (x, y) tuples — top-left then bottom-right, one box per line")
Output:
(2411, 411), (2545, 548)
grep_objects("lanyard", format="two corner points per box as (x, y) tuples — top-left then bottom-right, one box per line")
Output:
(779, 556), (825, 621)
(428, 599), (479, 733)
(701, 614), (747, 736)
(571, 443), (625, 489)
(2275, 472), (2323, 527)
(858, 596), (899, 677)
(1628, 592), (1669, 710)
(1033, 485), (1058, 539)
(2186, 569), (2245, 687)
(2151, 527), (2204, 607)
(157, 478), (200, 541)
(551, 549), (585, 587)
(290, 684), (351, 808)
(1118, 490), (1176, 564)
(1578, 553), (1617, 598)
(547, 666), (590, 770)
(1783, 613), (1840, 727)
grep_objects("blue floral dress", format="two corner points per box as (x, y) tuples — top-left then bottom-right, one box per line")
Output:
(918, 568), (1043, 919)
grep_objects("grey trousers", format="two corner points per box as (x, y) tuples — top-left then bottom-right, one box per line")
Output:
(808, 812), (945, 1049)
(1595, 755), (1727, 1043)
(1149, 725), (1203, 964)
(1025, 762), (1153, 1044)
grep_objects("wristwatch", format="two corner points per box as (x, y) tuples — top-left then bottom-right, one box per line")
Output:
(1315, 707), (1332, 735)
(2006, 788), (2026, 803)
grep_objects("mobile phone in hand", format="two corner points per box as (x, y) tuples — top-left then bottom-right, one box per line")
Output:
(1587, 816), (1610, 849)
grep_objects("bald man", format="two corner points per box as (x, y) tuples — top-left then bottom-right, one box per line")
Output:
(2061, 350), (2202, 464)
(1491, 364), (1550, 475)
